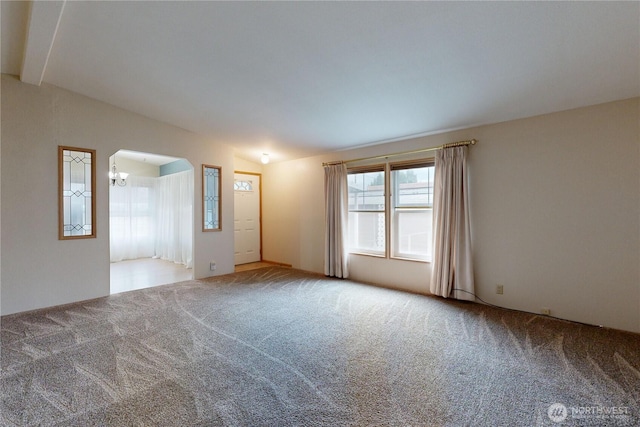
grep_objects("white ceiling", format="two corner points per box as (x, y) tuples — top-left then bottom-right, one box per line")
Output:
(115, 149), (181, 167)
(2, 1), (639, 163)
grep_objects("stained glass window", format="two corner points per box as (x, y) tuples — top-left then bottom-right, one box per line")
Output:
(234, 180), (253, 191)
(203, 165), (221, 231)
(59, 146), (96, 239)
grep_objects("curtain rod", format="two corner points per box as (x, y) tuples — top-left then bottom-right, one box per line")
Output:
(322, 139), (477, 167)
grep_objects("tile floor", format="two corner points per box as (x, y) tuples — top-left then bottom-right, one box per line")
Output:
(110, 258), (193, 294)
(110, 259), (280, 295)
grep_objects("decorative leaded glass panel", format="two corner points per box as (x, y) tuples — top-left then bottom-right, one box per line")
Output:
(59, 146), (96, 239)
(202, 164), (221, 231)
(233, 180), (253, 191)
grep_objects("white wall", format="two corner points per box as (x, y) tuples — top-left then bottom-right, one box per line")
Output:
(234, 156), (263, 175)
(1, 75), (235, 315)
(262, 156), (324, 271)
(2, 73), (638, 332)
(262, 98), (640, 333)
(109, 155), (160, 177)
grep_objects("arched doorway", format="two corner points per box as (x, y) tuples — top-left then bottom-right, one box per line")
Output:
(108, 149), (194, 294)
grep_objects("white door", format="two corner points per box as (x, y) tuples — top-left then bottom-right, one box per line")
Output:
(234, 173), (261, 265)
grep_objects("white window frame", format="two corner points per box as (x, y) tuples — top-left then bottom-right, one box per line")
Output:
(390, 160), (435, 262)
(347, 159), (434, 262)
(347, 165), (386, 256)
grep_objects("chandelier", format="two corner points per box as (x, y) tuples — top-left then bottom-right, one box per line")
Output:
(109, 160), (129, 186)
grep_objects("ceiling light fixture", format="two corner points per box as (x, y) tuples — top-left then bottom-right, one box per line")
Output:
(109, 157), (129, 186)
(261, 153), (270, 164)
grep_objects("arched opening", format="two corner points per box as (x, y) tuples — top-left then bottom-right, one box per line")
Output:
(108, 149), (194, 294)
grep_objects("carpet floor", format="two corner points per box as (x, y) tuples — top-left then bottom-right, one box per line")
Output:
(1, 267), (639, 426)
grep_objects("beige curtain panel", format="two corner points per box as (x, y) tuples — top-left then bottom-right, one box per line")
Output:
(324, 163), (349, 278)
(430, 146), (475, 300)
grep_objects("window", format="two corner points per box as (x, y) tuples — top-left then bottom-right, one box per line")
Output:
(347, 166), (385, 255)
(347, 159), (434, 261)
(59, 146), (96, 239)
(391, 161), (434, 261)
(234, 180), (253, 191)
(202, 164), (222, 231)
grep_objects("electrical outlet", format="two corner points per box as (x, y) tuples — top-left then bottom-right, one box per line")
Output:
(210, 262), (216, 271)
(541, 308), (551, 316)
(496, 284), (504, 295)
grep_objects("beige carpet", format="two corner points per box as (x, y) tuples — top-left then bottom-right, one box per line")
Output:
(1, 267), (639, 426)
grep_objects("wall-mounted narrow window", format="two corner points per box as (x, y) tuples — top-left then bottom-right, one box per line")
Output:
(58, 146), (96, 239)
(202, 164), (222, 231)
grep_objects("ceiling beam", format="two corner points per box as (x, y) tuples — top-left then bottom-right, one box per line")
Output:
(20, 0), (66, 86)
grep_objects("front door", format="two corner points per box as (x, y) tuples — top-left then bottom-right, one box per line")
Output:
(234, 172), (261, 265)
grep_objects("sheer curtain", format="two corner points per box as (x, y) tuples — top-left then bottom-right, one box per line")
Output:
(430, 146), (475, 301)
(154, 170), (194, 268)
(110, 175), (157, 262)
(110, 170), (193, 268)
(324, 163), (349, 278)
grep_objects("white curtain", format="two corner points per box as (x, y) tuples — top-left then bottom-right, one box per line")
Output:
(110, 175), (157, 262)
(324, 163), (349, 278)
(154, 170), (194, 268)
(110, 170), (193, 268)
(430, 146), (475, 301)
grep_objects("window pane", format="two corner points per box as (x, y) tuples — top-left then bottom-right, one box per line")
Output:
(348, 170), (385, 210)
(234, 180), (252, 191)
(203, 165), (222, 231)
(348, 168), (386, 255)
(394, 209), (432, 260)
(392, 166), (434, 207)
(348, 211), (385, 254)
(59, 146), (95, 239)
